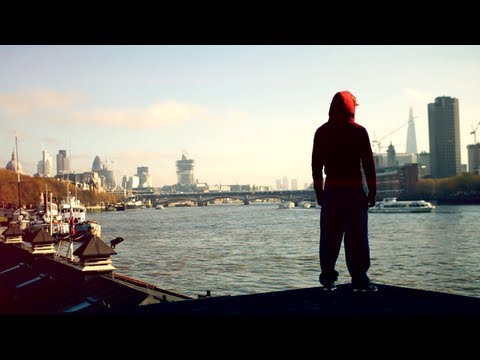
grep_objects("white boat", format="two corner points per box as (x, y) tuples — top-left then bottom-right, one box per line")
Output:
(57, 196), (101, 240)
(125, 195), (143, 209)
(28, 220), (70, 237)
(39, 202), (63, 223)
(59, 196), (87, 223)
(278, 201), (295, 209)
(155, 204), (164, 210)
(368, 197), (435, 213)
(298, 201), (312, 209)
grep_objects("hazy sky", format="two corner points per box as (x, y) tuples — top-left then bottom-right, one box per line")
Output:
(1, 45), (479, 188)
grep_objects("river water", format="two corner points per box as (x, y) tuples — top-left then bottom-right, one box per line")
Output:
(87, 203), (480, 299)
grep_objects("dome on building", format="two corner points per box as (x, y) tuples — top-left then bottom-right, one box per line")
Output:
(6, 150), (23, 173)
(92, 155), (103, 172)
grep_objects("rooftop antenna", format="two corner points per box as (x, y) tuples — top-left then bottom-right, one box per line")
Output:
(471, 121), (480, 173)
(69, 137), (72, 175)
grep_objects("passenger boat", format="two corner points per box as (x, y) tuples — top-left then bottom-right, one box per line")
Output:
(368, 197), (435, 213)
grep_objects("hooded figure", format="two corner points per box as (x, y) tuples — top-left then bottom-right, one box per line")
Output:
(311, 90), (377, 291)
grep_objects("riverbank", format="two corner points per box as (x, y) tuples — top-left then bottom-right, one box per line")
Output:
(0, 169), (117, 209)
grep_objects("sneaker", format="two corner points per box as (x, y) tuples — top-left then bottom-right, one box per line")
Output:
(353, 283), (378, 292)
(319, 271), (338, 290)
(322, 282), (337, 291)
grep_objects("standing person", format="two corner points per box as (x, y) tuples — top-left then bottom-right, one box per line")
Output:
(311, 90), (377, 292)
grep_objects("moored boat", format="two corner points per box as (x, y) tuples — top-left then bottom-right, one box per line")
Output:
(278, 200), (295, 209)
(59, 196), (86, 223)
(298, 201), (312, 209)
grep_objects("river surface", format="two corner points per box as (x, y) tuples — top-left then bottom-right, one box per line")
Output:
(85, 203), (480, 299)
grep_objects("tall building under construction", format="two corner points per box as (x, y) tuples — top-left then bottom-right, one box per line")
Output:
(176, 153), (195, 185)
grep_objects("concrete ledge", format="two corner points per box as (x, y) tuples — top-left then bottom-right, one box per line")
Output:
(131, 283), (480, 319)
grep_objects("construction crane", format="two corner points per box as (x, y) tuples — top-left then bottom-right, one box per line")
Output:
(372, 121), (408, 154)
(471, 121), (480, 174)
(471, 121), (480, 144)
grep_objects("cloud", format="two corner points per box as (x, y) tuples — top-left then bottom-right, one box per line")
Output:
(0, 88), (85, 117)
(74, 100), (207, 128)
(0, 88), (252, 130)
(111, 150), (174, 162)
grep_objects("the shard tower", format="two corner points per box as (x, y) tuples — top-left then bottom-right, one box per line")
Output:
(406, 107), (418, 154)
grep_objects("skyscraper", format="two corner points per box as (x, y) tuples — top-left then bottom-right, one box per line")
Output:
(406, 107), (418, 154)
(291, 178), (298, 190)
(56, 150), (70, 176)
(37, 149), (53, 177)
(467, 144), (480, 173)
(137, 166), (152, 188)
(281, 176), (289, 190)
(92, 155), (103, 172)
(428, 96), (461, 178)
(176, 153), (195, 185)
(91, 155), (116, 189)
(275, 179), (282, 190)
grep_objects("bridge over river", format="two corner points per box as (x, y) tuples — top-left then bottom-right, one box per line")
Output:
(138, 190), (317, 207)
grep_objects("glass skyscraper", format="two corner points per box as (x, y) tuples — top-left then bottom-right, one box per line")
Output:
(428, 96), (461, 178)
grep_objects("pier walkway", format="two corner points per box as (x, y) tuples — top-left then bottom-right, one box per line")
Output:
(132, 282), (480, 319)
(1, 238), (479, 323)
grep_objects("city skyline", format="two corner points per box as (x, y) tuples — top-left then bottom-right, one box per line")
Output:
(1, 45), (480, 187)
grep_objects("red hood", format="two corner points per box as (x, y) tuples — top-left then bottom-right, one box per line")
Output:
(328, 91), (357, 123)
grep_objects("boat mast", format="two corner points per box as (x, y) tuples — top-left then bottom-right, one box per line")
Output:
(15, 135), (21, 209)
(49, 192), (53, 235)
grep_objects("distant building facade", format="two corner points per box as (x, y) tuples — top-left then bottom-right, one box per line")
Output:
(176, 153), (195, 186)
(92, 155), (103, 172)
(291, 179), (298, 190)
(91, 155), (116, 189)
(275, 179), (282, 191)
(56, 150), (70, 176)
(417, 151), (431, 178)
(386, 143), (398, 167)
(126, 175), (140, 191)
(36, 149), (53, 177)
(122, 175), (129, 189)
(376, 143), (420, 173)
(406, 107), (418, 154)
(376, 163), (419, 200)
(5, 150), (23, 174)
(137, 166), (152, 189)
(428, 96), (461, 178)
(467, 143), (480, 173)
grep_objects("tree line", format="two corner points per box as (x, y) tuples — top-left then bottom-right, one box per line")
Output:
(414, 173), (480, 204)
(0, 169), (117, 209)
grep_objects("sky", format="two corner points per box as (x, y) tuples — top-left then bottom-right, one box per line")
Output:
(1, 45), (480, 188)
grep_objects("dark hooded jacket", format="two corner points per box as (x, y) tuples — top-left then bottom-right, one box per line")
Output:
(311, 91), (376, 203)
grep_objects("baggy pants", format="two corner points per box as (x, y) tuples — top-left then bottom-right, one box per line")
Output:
(319, 186), (371, 287)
